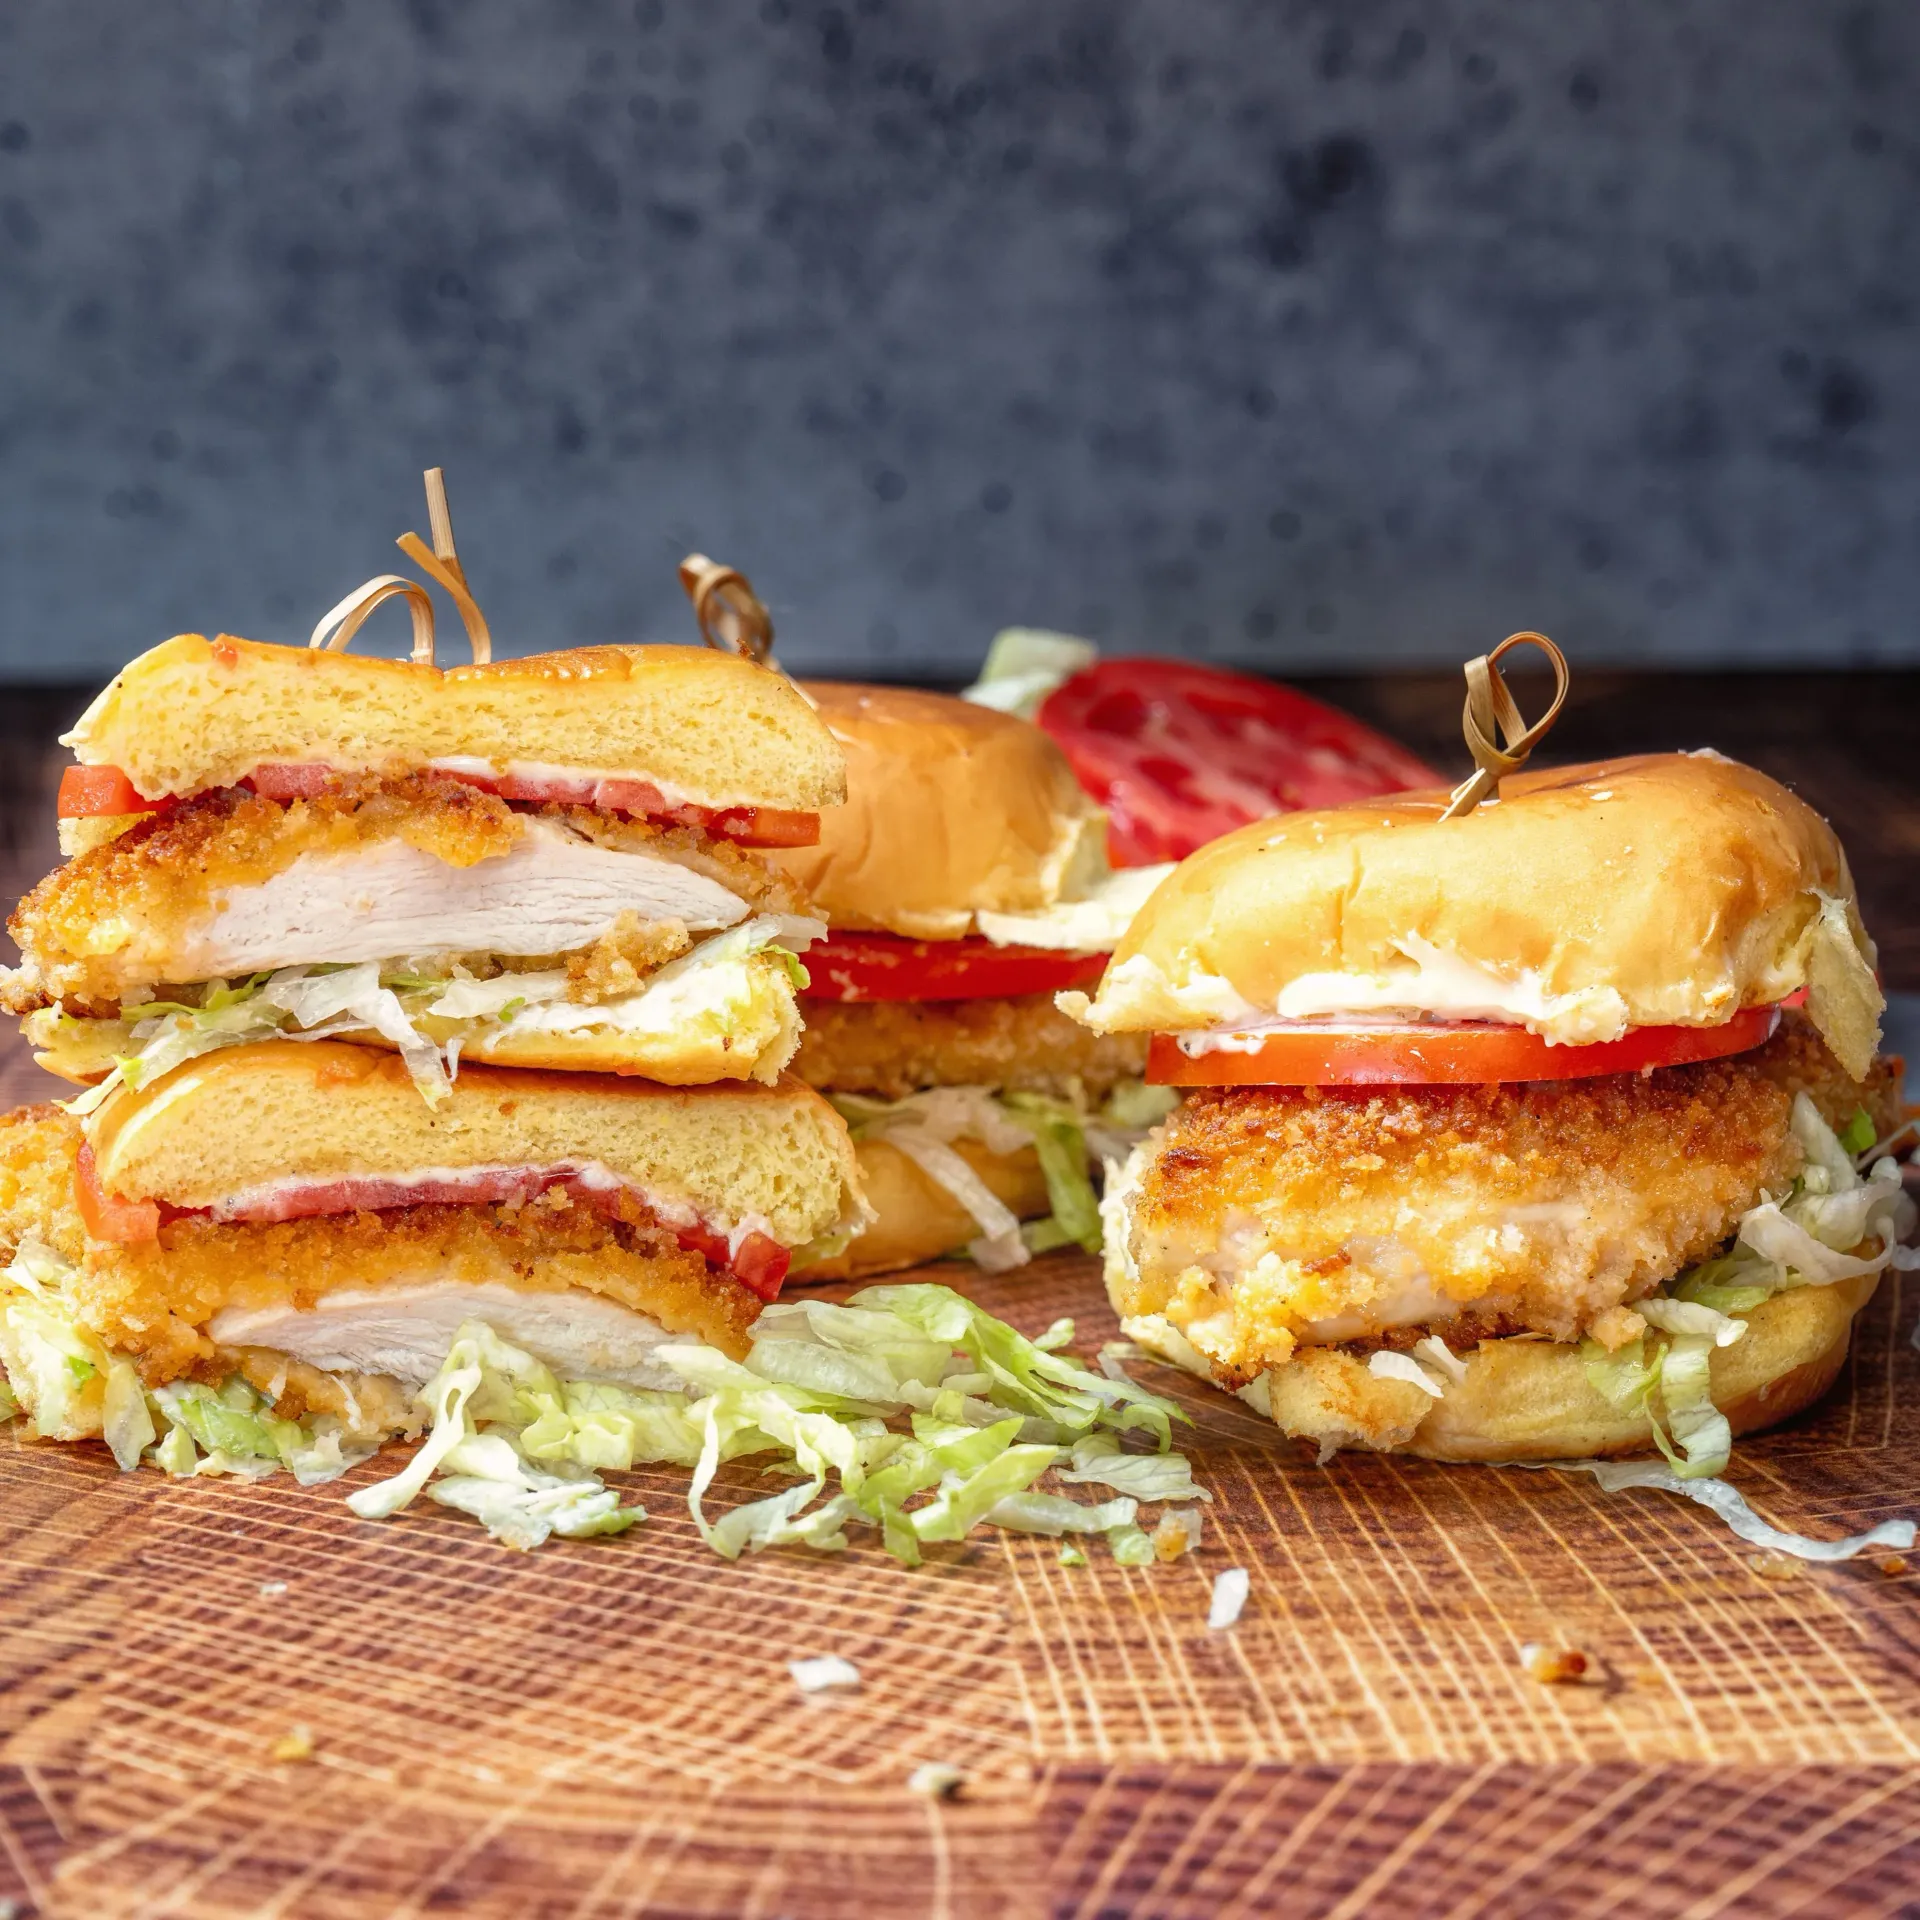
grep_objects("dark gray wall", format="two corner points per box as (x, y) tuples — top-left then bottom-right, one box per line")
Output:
(0, 1), (1914, 682)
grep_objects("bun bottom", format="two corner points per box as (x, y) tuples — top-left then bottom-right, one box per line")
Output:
(792, 1136), (1050, 1282)
(1126, 1274), (1876, 1462)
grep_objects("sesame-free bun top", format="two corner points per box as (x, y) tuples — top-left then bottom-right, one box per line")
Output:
(770, 683), (1106, 938)
(85, 1041), (866, 1250)
(1065, 752), (1883, 1079)
(62, 635), (847, 813)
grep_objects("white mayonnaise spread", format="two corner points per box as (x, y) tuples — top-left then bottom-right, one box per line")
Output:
(976, 863), (1174, 954)
(1177, 934), (1631, 1052)
(186, 819), (750, 976)
(209, 1282), (692, 1390)
(424, 757), (711, 807)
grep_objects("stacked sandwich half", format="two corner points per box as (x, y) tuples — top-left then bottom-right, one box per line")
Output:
(0, 633), (866, 1464)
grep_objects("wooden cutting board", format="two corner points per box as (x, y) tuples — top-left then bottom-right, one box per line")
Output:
(1, 1248), (1915, 1919)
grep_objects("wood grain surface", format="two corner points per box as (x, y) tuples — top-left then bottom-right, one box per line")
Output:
(0, 1255), (1915, 1918)
(1, 673), (1918, 1917)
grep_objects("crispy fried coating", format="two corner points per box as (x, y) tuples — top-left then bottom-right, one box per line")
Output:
(1115, 1013), (1901, 1374)
(792, 992), (1148, 1101)
(0, 1101), (759, 1383)
(83, 1198), (761, 1384)
(5, 773), (805, 1014)
(0, 1105), (87, 1267)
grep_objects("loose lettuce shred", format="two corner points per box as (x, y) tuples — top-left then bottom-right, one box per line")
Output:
(1529, 1459), (1917, 1563)
(60, 919), (814, 1113)
(959, 628), (1098, 721)
(346, 1283), (1199, 1559)
(1580, 1094), (1917, 1481)
(0, 1239), (377, 1481)
(828, 1083), (1176, 1271)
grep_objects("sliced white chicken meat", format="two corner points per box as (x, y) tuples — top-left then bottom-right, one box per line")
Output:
(209, 1282), (691, 1390)
(183, 819), (749, 975)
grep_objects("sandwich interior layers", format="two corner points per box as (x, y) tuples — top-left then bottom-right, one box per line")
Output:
(8, 772), (826, 1100)
(1105, 1011), (1916, 1470)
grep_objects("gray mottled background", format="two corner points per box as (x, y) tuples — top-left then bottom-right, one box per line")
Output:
(0, 0), (1914, 682)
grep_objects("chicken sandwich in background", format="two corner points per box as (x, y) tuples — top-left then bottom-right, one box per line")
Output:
(776, 684), (1175, 1277)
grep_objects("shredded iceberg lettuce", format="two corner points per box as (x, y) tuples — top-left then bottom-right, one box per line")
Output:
(1583, 1095), (1916, 1481)
(1534, 1459), (1917, 1562)
(0, 1254), (1203, 1563)
(61, 918), (820, 1114)
(959, 627), (1098, 720)
(346, 1285), (1203, 1559)
(827, 1079), (1173, 1270)
(0, 1239), (376, 1482)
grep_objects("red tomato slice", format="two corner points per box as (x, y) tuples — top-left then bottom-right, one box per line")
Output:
(57, 765), (161, 818)
(1037, 659), (1441, 866)
(1148, 1003), (1782, 1088)
(701, 806), (820, 849)
(673, 1222), (789, 1298)
(75, 1144), (162, 1244)
(70, 757), (816, 847)
(219, 1168), (554, 1224)
(801, 932), (1109, 1003)
(729, 1231), (792, 1301)
(245, 763), (339, 802)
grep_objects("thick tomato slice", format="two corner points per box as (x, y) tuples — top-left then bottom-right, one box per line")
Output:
(702, 806), (820, 848)
(729, 1231), (793, 1301)
(1148, 1003), (1782, 1088)
(674, 1223), (789, 1299)
(75, 1144), (162, 1244)
(801, 931), (1109, 1003)
(1037, 659), (1441, 866)
(57, 765), (160, 818)
(245, 763), (340, 802)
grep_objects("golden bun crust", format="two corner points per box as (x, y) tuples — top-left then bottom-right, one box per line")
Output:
(86, 1041), (864, 1249)
(1073, 753), (1882, 1078)
(62, 635), (847, 812)
(791, 1136), (1049, 1282)
(770, 682), (1104, 937)
(1403, 1273), (1872, 1462)
(1131, 1273), (1875, 1462)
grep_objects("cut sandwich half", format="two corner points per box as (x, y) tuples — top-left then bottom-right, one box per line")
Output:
(0, 1041), (868, 1461)
(6, 636), (846, 1098)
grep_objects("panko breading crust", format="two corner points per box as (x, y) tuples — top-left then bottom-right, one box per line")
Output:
(793, 992), (1148, 1101)
(1116, 1014), (1901, 1375)
(5, 772), (808, 1014)
(0, 1104), (761, 1385)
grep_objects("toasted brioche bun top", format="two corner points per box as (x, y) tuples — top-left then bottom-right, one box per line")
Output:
(63, 635), (847, 812)
(86, 1041), (866, 1248)
(1066, 752), (1883, 1079)
(768, 683), (1105, 938)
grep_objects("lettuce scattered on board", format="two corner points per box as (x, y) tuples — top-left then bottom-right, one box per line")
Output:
(1523, 1459), (1916, 1563)
(0, 1247), (1203, 1561)
(342, 1285), (1198, 1557)
(827, 1083), (1175, 1271)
